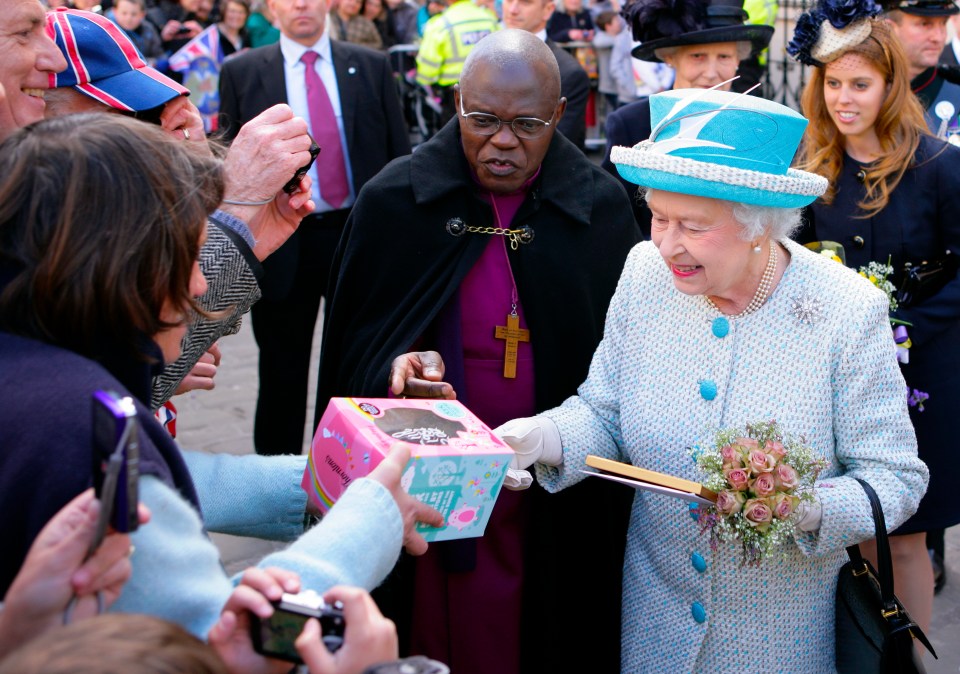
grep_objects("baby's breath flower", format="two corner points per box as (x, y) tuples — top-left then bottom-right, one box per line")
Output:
(690, 421), (825, 566)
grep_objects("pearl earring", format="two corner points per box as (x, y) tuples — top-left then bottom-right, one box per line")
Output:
(752, 242), (762, 253)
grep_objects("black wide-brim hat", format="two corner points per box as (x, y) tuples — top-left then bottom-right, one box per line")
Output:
(632, 23), (775, 60)
(626, 0), (775, 62)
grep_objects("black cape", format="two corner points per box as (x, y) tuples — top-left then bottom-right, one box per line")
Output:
(316, 118), (642, 673)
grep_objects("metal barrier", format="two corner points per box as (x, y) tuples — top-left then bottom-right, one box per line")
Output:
(761, 0), (814, 112)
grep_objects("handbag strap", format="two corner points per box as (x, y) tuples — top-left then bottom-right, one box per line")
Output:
(845, 478), (939, 659)
(845, 478), (896, 612)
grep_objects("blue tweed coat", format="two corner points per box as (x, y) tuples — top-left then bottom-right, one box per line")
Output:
(536, 239), (929, 672)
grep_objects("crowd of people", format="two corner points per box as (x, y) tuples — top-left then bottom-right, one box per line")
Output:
(1, 0), (959, 670)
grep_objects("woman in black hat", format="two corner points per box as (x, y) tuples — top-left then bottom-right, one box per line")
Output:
(601, 0), (773, 236)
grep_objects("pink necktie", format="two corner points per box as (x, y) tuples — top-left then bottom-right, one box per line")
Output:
(300, 50), (350, 209)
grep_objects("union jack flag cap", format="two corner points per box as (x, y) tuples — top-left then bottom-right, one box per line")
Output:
(46, 8), (189, 112)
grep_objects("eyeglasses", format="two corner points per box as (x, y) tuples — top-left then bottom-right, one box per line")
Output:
(458, 93), (557, 140)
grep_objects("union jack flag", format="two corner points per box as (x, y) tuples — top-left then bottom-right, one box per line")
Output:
(169, 25), (223, 133)
(155, 401), (177, 438)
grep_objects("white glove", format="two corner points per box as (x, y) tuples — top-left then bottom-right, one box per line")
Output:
(794, 497), (823, 532)
(495, 416), (564, 469)
(503, 469), (534, 491)
(494, 417), (564, 491)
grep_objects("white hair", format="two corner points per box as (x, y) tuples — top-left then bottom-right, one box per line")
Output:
(642, 188), (802, 241)
(654, 41), (752, 63)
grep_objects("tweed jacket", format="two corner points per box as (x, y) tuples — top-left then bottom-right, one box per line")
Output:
(150, 219), (261, 408)
(536, 239), (928, 672)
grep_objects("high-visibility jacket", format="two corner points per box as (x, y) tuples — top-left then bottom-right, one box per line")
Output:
(744, 0), (777, 65)
(415, 0), (498, 87)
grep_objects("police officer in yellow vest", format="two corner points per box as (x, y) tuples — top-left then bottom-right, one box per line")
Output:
(416, 0), (498, 121)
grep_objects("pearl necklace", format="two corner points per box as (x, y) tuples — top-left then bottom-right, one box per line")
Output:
(704, 241), (778, 319)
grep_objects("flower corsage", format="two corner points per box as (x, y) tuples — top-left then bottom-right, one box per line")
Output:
(691, 421), (826, 566)
(856, 260), (929, 410)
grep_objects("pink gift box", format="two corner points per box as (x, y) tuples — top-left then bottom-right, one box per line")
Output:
(302, 398), (514, 541)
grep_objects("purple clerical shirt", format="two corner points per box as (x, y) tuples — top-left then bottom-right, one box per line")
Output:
(458, 187), (537, 428)
(409, 172), (540, 674)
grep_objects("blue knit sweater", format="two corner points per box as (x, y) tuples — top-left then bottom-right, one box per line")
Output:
(0, 331), (404, 638)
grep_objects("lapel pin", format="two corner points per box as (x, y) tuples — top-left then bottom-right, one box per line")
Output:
(348, 66), (357, 75)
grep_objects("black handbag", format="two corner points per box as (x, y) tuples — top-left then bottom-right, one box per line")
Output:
(835, 478), (937, 673)
(896, 252), (958, 307)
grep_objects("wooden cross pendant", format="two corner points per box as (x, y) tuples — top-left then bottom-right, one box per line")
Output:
(494, 312), (530, 379)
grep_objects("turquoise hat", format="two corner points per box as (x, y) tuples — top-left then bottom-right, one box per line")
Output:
(611, 87), (828, 208)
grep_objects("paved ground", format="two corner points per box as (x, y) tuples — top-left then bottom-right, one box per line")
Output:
(174, 315), (960, 672)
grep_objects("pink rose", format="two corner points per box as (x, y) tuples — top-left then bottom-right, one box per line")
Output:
(743, 498), (773, 530)
(774, 464), (799, 490)
(772, 493), (799, 520)
(765, 440), (787, 461)
(715, 490), (746, 516)
(734, 437), (759, 452)
(753, 472), (776, 497)
(720, 444), (740, 467)
(724, 467), (751, 492)
(748, 449), (776, 475)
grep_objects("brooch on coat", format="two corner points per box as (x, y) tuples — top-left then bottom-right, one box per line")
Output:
(789, 292), (824, 326)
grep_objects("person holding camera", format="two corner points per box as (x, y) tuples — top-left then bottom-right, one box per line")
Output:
(218, 0), (411, 458)
(0, 490), (148, 662)
(42, 7), (329, 411)
(0, 114), (442, 646)
(209, 570), (449, 674)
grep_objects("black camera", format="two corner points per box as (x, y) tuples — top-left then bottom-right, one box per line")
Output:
(282, 136), (321, 194)
(250, 590), (345, 663)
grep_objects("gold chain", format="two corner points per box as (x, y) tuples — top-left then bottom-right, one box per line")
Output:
(464, 225), (526, 250)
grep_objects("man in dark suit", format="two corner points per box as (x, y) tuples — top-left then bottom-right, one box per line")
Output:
(501, 0), (589, 150)
(219, 0), (411, 456)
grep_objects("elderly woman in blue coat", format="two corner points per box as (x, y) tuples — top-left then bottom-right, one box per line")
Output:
(497, 88), (929, 671)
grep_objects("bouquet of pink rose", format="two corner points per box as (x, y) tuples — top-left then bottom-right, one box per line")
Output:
(690, 420), (827, 566)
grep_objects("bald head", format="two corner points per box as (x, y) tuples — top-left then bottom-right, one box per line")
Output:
(460, 29), (561, 102)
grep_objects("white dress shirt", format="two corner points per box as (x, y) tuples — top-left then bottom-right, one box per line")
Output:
(279, 32), (357, 212)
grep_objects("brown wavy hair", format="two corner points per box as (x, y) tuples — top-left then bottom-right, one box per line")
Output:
(0, 113), (223, 362)
(797, 19), (928, 217)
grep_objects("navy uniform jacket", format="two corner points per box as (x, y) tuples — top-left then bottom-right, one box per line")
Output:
(913, 65), (960, 137)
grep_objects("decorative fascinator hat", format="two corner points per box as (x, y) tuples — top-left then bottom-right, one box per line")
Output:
(610, 86), (829, 207)
(786, 0), (883, 67)
(624, 0), (774, 62)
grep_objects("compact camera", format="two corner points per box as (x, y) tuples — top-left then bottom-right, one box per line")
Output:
(90, 390), (140, 553)
(250, 590), (345, 663)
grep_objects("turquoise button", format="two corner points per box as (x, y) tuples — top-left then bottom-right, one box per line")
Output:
(691, 602), (707, 624)
(691, 552), (707, 573)
(688, 502), (700, 521)
(699, 380), (717, 401)
(711, 317), (729, 338)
